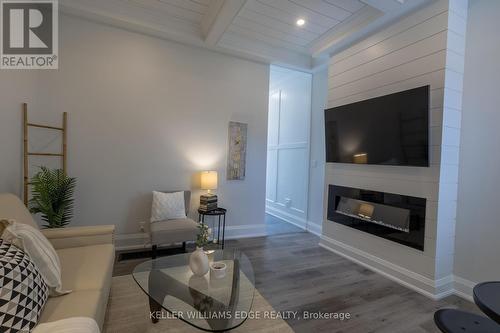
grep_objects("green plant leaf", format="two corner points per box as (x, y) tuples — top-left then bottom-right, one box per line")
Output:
(29, 167), (76, 228)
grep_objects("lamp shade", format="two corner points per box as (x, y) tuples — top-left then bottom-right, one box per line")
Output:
(201, 171), (218, 190)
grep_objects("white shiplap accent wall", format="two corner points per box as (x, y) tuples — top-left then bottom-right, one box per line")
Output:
(435, 0), (468, 281)
(320, 0), (467, 298)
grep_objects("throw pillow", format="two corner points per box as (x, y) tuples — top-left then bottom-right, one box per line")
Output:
(32, 317), (100, 333)
(150, 191), (187, 222)
(0, 239), (49, 332)
(1, 219), (71, 296)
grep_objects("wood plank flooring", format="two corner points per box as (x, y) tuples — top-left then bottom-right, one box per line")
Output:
(114, 231), (479, 333)
(264, 213), (304, 235)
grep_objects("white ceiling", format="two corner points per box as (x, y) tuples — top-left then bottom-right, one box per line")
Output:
(60, 0), (434, 71)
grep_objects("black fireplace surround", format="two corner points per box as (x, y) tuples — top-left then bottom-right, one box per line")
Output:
(327, 185), (426, 251)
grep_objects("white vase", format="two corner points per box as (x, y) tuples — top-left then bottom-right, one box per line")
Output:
(189, 247), (209, 277)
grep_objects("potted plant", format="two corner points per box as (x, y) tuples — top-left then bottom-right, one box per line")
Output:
(189, 223), (211, 276)
(29, 166), (76, 229)
(196, 223), (210, 248)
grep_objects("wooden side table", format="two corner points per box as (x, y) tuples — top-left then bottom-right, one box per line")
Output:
(198, 208), (227, 249)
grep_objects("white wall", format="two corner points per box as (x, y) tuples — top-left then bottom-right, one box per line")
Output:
(0, 15), (270, 244)
(320, 0), (467, 298)
(266, 66), (312, 229)
(0, 72), (40, 195)
(307, 69), (328, 235)
(454, 0), (500, 296)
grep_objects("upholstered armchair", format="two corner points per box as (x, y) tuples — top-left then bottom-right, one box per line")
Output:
(149, 190), (198, 258)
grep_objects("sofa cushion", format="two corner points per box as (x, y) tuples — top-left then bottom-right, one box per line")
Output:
(38, 290), (108, 329)
(33, 317), (100, 333)
(37, 244), (114, 330)
(0, 193), (39, 234)
(150, 218), (199, 245)
(57, 244), (114, 292)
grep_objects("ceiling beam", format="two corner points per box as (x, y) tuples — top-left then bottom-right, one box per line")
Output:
(201, 0), (224, 39)
(311, 0), (434, 58)
(202, 0), (247, 46)
(310, 6), (383, 57)
(218, 31), (313, 70)
(360, 0), (407, 13)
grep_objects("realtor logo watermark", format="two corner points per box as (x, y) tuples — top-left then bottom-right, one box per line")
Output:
(0, 0), (58, 69)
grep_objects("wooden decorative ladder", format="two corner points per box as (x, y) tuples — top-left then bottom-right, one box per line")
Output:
(23, 103), (68, 205)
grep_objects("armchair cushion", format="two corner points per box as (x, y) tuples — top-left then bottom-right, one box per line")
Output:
(41, 225), (115, 250)
(150, 218), (198, 246)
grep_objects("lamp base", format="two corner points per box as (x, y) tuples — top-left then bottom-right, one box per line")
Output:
(200, 194), (218, 212)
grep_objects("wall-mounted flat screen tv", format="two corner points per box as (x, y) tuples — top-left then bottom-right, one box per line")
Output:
(324, 85), (429, 167)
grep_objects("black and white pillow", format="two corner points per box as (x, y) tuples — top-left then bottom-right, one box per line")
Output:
(0, 239), (49, 332)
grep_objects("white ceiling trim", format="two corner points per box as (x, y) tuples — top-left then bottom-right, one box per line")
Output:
(60, 0), (203, 39)
(310, 5), (383, 57)
(316, 0), (435, 58)
(59, 0), (438, 72)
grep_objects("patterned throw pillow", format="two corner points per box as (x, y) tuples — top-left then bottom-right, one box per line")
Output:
(150, 191), (187, 222)
(0, 239), (49, 332)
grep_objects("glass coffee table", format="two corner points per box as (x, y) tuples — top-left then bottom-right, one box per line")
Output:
(132, 249), (255, 332)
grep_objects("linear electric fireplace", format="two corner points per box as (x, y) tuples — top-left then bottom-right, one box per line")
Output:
(327, 185), (426, 250)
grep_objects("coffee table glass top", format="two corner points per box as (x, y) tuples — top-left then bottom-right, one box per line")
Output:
(132, 249), (255, 332)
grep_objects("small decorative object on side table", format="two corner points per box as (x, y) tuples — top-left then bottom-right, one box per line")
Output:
(198, 207), (227, 249)
(200, 171), (218, 211)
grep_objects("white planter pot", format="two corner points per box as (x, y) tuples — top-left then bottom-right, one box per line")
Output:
(189, 247), (209, 277)
(210, 262), (227, 279)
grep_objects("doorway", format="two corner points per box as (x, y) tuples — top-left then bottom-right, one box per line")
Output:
(265, 66), (312, 235)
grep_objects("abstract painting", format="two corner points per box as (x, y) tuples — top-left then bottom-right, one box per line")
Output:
(227, 121), (247, 180)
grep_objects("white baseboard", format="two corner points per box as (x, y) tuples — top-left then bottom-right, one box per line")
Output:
(319, 234), (454, 300)
(453, 275), (475, 302)
(266, 206), (306, 230)
(306, 221), (322, 236)
(266, 206), (323, 237)
(319, 234), (482, 301)
(224, 224), (267, 240)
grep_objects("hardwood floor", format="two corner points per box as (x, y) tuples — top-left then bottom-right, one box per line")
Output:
(114, 231), (478, 333)
(264, 213), (305, 235)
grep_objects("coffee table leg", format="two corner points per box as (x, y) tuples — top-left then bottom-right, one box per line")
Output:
(218, 215), (221, 246)
(222, 213), (226, 249)
(149, 296), (161, 323)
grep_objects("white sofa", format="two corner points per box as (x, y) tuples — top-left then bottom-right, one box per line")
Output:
(0, 193), (115, 330)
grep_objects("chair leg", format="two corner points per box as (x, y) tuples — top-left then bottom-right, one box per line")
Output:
(152, 244), (158, 259)
(182, 242), (187, 253)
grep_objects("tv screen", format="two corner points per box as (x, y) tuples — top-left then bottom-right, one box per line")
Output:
(324, 86), (429, 167)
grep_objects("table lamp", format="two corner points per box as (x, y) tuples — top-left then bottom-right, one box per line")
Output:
(200, 171), (218, 211)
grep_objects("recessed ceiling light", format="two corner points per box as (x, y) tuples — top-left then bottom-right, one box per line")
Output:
(296, 18), (305, 27)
